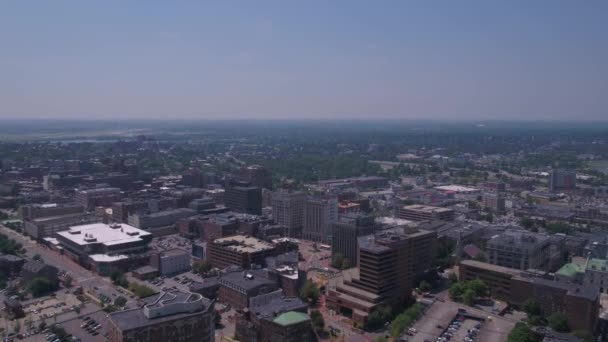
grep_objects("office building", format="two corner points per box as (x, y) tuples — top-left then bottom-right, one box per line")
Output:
(151, 249), (191, 276)
(302, 196), (338, 242)
(271, 190), (306, 237)
(207, 235), (277, 269)
(460, 260), (599, 332)
(128, 208), (196, 231)
(482, 192), (506, 212)
(75, 187), (121, 210)
(19, 202), (84, 220)
(331, 213), (376, 267)
(107, 289), (215, 342)
(24, 212), (100, 240)
(21, 260), (59, 285)
(239, 165), (273, 190)
(55, 222), (152, 265)
(236, 297), (313, 342)
(225, 186), (262, 215)
(111, 198), (176, 223)
(549, 170), (576, 192)
(486, 230), (551, 270)
(199, 213), (239, 241)
(217, 269), (280, 309)
(396, 204), (455, 221)
(326, 228), (436, 326)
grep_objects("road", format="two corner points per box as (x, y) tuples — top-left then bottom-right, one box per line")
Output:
(0, 224), (96, 283)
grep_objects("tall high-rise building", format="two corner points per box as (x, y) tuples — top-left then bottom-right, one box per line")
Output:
(331, 213), (376, 267)
(549, 169), (576, 192)
(482, 192), (506, 212)
(326, 227), (437, 325)
(239, 165), (273, 190)
(225, 186), (262, 215)
(302, 196), (338, 242)
(271, 191), (306, 237)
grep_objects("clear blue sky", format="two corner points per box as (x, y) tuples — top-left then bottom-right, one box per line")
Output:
(1, 1), (607, 120)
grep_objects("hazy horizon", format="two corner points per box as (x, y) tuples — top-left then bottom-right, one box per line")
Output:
(2, 1), (607, 120)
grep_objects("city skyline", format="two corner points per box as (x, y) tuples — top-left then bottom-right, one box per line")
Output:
(1, 1), (607, 120)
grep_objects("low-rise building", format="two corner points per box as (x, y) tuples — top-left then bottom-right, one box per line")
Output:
(107, 289), (215, 342)
(459, 260), (599, 332)
(217, 269), (279, 309)
(396, 204), (455, 221)
(75, 187), (121, 210)
(151, 248), (191, 276)
(207, 235), (277, 269)
(486, 230), (551, 270)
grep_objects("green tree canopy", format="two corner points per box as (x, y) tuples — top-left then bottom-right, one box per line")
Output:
(547, 313), (569, 332)
(299, 280), (320, 305)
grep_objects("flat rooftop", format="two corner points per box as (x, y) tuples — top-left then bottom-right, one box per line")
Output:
(460, 260), (522, 277)
(402, 204), (453, 213)
(434, 185), (480, 193)
(56, 222), (151, 247)
(213, 235), (275, 253)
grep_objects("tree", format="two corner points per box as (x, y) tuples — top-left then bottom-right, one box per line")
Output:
(523, 299), (541, 316)
(111, 271), (129, 288)
(310, 310), (325, 332)
(462, 289), (477, 306)
(193, 260), (213, 274)
(28, 277), (58, 297)
(128, 283), (156, 298)
(32, 254), (42, 261)
(449, 282), (465, 300)
(366, 305), (392, 331)
(299, 280), (320, 305)
(114, 296), (127, 307)
(507, 322), (542, 342)
(547, 313), (569, 332)
(375, 337), (388, 342)
(418, 280), (431, 293)
(520, 217), (534, 229)
(467, 279), (488, 297)
(547, 222), (573, 235)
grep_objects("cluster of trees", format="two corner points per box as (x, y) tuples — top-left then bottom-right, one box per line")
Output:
(435, 239), (456, 269)
(110, 271), (129, 288)
(193, 260), (217, 277)
(28, 277), (59, 297)
(365, 305), (393, 331)
(520, 218), (575, 235)
(0, 233), (23, 255)
(299, 280), (320, 305)
(523, 300), (569, 332)
(507, 322), (542, 342)
(449, 279), (488, 306)
(128, 282), (156, 298)
(310, 310), (325, 333)
(331, 253), (351, 270)
(389, 303), (424, 337)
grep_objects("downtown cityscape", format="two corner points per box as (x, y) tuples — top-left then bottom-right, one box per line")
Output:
(1, 1), (608, 342)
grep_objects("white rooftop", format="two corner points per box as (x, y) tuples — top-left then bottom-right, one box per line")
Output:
(434, 185), (481, 193)
(89, 254), (129, 262)
(57, 222), (151, 247)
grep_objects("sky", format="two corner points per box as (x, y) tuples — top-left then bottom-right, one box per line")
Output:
(1, 1), (607, 121)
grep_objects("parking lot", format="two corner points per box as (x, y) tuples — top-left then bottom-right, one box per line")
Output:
(408, 299), (514, 342)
